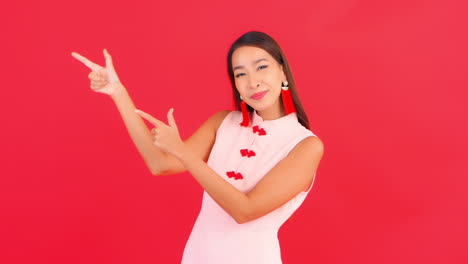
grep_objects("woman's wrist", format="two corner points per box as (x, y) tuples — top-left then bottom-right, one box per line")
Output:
(110, 83), (126, 100)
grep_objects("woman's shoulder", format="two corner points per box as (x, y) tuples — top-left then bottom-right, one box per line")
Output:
(207, 110), (233, 134)
(213, 109), (233, 119)
(211, 109), (232, 124)
(288, 135), (324, 162)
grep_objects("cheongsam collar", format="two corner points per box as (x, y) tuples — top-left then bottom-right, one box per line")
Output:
(251, 110), (298, 127)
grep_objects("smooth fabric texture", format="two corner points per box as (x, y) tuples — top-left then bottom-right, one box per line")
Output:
(181, 110), (317, 264)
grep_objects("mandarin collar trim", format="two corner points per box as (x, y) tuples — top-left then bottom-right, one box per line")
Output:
(251, 110), (298, 127)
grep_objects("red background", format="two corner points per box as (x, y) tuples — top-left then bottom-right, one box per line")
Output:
(1, 0), (467, 263)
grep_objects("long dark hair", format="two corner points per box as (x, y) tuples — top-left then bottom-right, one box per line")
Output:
(227, 31), (310, 129)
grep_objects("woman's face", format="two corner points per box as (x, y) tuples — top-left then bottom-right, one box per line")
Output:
(231, 46), (286, 112)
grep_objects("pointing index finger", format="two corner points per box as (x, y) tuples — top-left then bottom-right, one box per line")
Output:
(71, 52), (102, 71)
(135, 109), (165, 127)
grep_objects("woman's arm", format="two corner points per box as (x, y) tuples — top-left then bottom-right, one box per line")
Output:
(110, 85), (185, 175)
(135, 108), (230, 176)
(72, 50), (232, 176)
(177, 136), (324, 224)
(134, 106), (323, 223)
(113, 87), (229, 176)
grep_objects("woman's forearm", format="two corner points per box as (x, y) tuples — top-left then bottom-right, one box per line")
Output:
(110, 84), (170, 174)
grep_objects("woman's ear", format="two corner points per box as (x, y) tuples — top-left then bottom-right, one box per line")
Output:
(280, 65), (287, 80)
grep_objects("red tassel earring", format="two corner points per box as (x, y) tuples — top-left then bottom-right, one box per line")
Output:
(281, 81), (296, 115)
(239, 95), (250, 127)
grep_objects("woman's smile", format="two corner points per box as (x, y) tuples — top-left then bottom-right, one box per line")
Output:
(250, 90), (269, 100)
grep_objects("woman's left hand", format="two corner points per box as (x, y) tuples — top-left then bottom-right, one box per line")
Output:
(135, 108), (187, 159)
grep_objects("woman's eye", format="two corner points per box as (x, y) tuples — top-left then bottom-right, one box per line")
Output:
(235, 66), (267, 78)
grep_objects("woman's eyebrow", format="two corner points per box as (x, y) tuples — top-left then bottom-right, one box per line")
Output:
(233, 58), (268, 71)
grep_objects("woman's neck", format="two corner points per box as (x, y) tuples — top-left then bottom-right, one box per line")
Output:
(256, 100), (285, 121)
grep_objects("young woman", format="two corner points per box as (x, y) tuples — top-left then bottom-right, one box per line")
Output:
(72, 31), (324, 264)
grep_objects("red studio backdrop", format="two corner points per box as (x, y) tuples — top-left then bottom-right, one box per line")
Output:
(1, 0), (467, 263)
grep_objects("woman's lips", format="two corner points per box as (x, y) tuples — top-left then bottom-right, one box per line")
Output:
(251, 91), (268, 100)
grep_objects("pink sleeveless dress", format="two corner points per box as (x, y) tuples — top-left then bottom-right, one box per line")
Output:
(181, 110), (318, 264)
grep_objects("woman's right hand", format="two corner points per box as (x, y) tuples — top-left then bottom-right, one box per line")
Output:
(71, 49), (122, 96)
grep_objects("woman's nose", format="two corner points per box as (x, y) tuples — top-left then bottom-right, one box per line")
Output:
(248, 76), (260, 89)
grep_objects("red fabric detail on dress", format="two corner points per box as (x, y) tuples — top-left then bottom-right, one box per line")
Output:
(240, 149), (256, 157)
(252, 125), (267, 135)
(226, 171), (244, 180)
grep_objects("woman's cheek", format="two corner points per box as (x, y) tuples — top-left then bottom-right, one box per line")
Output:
(235, 79), (245, 92)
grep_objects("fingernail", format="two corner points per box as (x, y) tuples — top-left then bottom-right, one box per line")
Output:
(134, 109), (140, 113)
